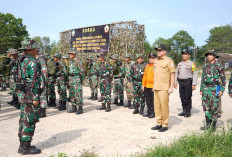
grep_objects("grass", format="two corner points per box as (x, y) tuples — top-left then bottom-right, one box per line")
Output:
(139, 129), (232, 157)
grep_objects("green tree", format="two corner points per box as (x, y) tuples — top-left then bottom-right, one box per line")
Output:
(0, 12), (28, 54)
(205, 24), (232, 54)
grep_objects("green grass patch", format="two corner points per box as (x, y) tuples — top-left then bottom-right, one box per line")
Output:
(139, 130), (232, 157)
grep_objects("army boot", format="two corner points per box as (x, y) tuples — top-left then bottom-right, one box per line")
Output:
(113, 98), (118, 105)
(133, 106), (139, 114)
(19, 141), (41, 155)
(48, 98), (56, 107)
(88, 93), (94, 100)
(7, 95), (15, 105)
(178, 109), (186, 116)
(117, 99), (124, 106)
(76, 105), (83, 114)
(200, 116), (211, 130)
(93, 94), (98, 100)
(105, 103), (111, 112)
(97, 103), (106, 110)
(1, 87), (6, 91)
(58, 101), (66, 111)
(184, 110), (191, 117)
(139, 107), (144, 115)
(124, 100), (131, 107)
(67, 105), (77, 113)
(13, 97), (20, 109)
(40, 108), (46, 118)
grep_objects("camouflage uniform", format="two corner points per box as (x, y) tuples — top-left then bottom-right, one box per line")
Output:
(229, 72), (232, 95)
(87, 56), (99, 100)
(67, 49), (85, 114)
(124, 53), (134, 107)
(97, 53), (113, 112)
(128, 54), (146, 114)
(62, 54), (70, 102)
(111, 54), (126, 106)
(200, 50), (226, 131)
(17, 39), (42, 154)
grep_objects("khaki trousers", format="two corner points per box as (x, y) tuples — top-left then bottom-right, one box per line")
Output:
(154, 90), (169, 127)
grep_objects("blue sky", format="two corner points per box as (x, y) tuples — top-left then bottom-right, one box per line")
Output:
(1, 0), (231, 46)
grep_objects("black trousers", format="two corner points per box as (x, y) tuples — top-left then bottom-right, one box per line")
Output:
(178, 79), (193, 111)
(144, 87), (154, 113)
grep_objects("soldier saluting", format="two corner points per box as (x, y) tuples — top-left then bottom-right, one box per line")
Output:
(200, 50), (226, 131)
(174, 50), (198, 117)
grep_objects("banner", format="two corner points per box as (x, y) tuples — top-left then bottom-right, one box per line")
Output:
(70, 24), (110, 53)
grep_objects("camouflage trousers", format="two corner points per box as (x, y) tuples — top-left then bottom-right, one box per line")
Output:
(48, 76), (56, 100)
(69, 76), (83, 106)
(124, 78), (133, 101)
(89, 75), (98, 94)
(113, 78), (124, 100)
(40, 85), (48, 108)
(100, 78), (111, 105)
(18, 103), (40, 142)
(202, 86), (220, 121)
(132, 82), (145, 108)
(57, 76), (67, 101)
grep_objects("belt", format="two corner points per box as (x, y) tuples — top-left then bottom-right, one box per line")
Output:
(178, 78), (192, 82)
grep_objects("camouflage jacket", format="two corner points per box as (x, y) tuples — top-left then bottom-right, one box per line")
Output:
(112, 61), (126, 79)
(17, 54), (41, 103)
(200, 62), (226, 92)
(98, 61), (113, 80)
(128, 62), (146, 84)
(88, 62), (99, 77)
(9, 58), (18, 82)
(125, 60), (135, 78)
(37, 55), (48, 84)
(68, 58), (85, 82)
(229, 72), (232, 94)
(57, 61), (68, 79)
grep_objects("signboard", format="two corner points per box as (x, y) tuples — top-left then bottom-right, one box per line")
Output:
(71, 24), (110, 53)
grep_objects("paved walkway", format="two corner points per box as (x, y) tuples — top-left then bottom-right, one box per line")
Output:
(0, 80), (231, 157)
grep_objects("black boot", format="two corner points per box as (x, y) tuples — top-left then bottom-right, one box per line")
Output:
(139, 107), (144, 115)
(19, 141), (41, 155)
(40, 108), (46, 118)
(76, 106), (83, 114)
(97, 104), (106, 110)
(200, 116), (211, 130)
(105, 103), (111, 112)
(48, 98), (56, 107)
(7, 95), (15, 105)
(117, 99), (124, 106)
(113, 98), (118, 105)
(13, 97), (20, 109)
(124, 100), (131, 107)
(184, 110), (191, 117)
(67, 105), (77, 113)
(93, 94), (98, 100)
(148, 112), (155, 118)
(178, 109), (186, 116)
(133, 106), (139, 114)
(88, 93), (94, 100)
(53, 100), (61, 109)
(58, 101), (66, 111)
(1, 87), (6, 91)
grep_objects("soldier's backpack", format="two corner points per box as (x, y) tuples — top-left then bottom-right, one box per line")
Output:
(47, 58), (57, 76)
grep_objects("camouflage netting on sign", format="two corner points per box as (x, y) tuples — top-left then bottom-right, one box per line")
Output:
(59, 21), (145, 62)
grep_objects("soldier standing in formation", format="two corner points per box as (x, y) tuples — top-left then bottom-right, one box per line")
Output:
(36, 48), (48, 118)
(129, 54), (146, 115)
(97, 53), (113, 112)
(62, 54), (71, 102)
(174, 50), (198, 117)
(124, 53), (134, 108)
(7, 49), (20, 109)
(53, 53), (68, 111)
(152, 44), (175, 132)
(67, 48), (85, 114)
(17, 39), (42, 155)
(229, 72), (232, 98)
(87, 56), (99, 100)
(142, 53), (156, 118)
(200, 50), (226, 131)
(111, 54), (126, 106)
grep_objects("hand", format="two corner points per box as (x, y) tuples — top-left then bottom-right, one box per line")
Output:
(218, 91), (223, 97)
(200, 92), (202, 95)
(33, 100), (40, 106)
(142, 86), (144, 92)
(230, 94), (232, 98)
(192, 85), (196, 90)
(127, 82), (130, 87)
(174, 83), (177, 89)
(168, 88), (173, 94)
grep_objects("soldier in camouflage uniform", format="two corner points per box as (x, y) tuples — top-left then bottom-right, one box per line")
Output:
(111, 54), (126, 106)
(128, 54), (146, 115)
(62, 54), (71, 102)
(6, 49), (20, 109)
(200, 50), (226, 131)
(53, 53), (67, 110)
(67, 48), (85, 114)
(124, 53), (134, 108)
(97, 53), (113, 112)
(229, 72), (232, 98)
(17, 39), (42, 155)
(36, 49), (48, 117)
(87, 56), (99, 100)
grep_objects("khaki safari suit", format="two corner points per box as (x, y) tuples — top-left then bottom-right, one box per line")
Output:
(153, 56), (175, 127)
